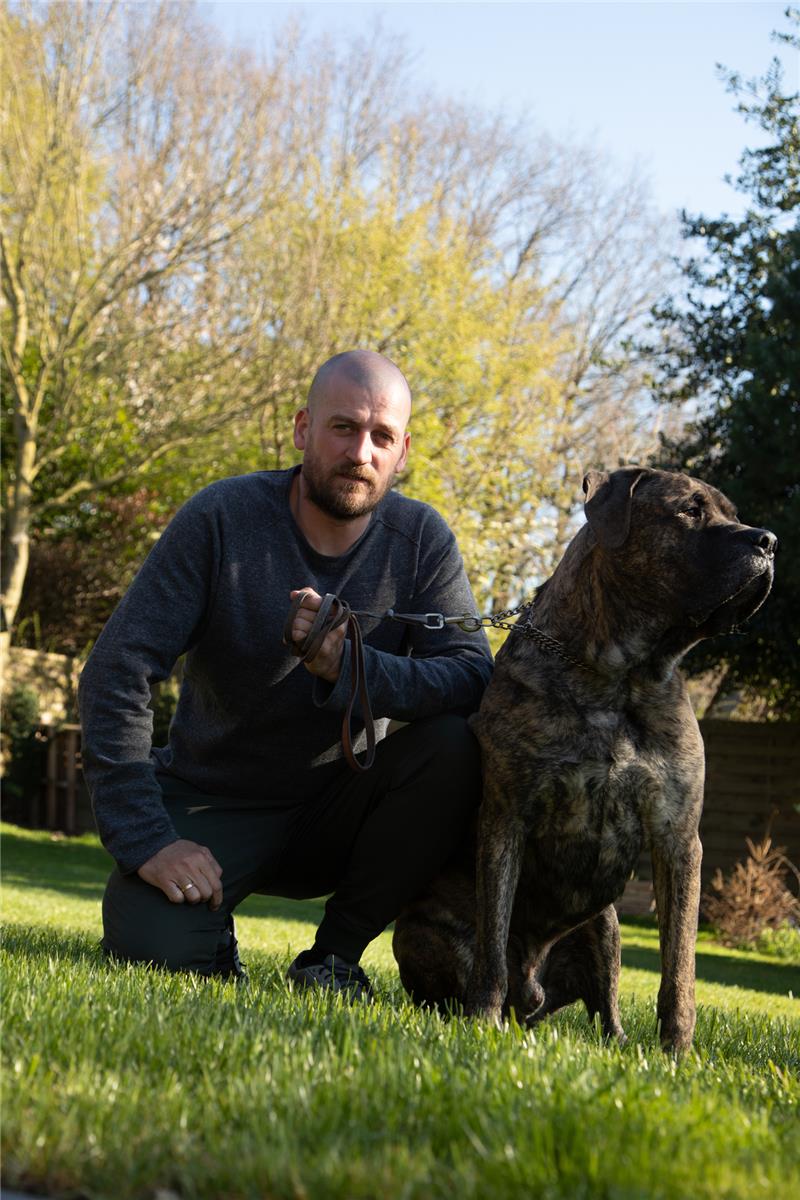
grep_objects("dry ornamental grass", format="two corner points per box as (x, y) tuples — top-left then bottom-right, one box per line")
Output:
(702, 834), (800, 948)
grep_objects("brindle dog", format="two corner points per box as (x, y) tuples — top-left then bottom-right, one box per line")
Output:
(393, 467), (776, 1052)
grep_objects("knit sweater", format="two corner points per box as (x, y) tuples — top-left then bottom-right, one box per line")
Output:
(78, 468), (493, 874)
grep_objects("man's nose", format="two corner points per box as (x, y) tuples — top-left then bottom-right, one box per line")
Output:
(346, 431), (373, 464)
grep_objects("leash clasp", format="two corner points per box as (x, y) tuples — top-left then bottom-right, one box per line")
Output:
(385, 609), (487, 633)
(450, 615), (484, 633)
(385, 609), (446, 630)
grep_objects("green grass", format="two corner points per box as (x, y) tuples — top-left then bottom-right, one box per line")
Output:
(2, 822), (799, 1200)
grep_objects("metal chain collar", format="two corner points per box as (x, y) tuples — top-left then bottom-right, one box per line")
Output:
(354, 595), (590, 671)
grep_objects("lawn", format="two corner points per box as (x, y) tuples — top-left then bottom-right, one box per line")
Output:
(2, 821), (798, 1200)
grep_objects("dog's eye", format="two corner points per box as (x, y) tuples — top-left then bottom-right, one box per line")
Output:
(680, 504), (704, 521)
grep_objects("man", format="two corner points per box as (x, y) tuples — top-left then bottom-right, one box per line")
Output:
(79, 349), (492, 998)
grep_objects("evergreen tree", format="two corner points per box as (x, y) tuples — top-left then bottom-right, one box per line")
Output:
(651, 9), (800, 715)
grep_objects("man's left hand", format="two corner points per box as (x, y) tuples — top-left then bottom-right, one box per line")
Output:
(288, 588), (346, 683)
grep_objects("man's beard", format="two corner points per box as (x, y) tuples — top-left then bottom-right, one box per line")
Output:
(301, 457), (393, 521)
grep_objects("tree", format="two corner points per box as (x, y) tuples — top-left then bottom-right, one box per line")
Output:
(649, 8), (800, 715)
(4, 3), (675, 661)
(15, 488), (170, 656)
(394, 98), (680, 568)
(1, 0), (282, 648)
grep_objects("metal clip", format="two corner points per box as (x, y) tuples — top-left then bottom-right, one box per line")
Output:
(423, 612), (446, 630)
(385, 609), (446, 629)
(451, 615), (484, 633)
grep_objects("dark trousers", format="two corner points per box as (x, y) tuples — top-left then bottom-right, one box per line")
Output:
(102, 714), (481, 973)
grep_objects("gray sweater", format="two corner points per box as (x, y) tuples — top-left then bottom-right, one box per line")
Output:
(78, 468), (493, 874)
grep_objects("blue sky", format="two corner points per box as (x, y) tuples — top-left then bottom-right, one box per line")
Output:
(205, 1), (798, 223)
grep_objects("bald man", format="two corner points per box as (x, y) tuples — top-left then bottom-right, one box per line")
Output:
(79, 350), (492, 999)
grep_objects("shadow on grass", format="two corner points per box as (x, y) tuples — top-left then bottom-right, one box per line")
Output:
(5, 825), (796, 999)
(1, 922), (104, 965)
(237, 892), (328, 927)
(1, 826), (112, 899)
(622, 942), (800, 998)
(1, 824), (329, 928)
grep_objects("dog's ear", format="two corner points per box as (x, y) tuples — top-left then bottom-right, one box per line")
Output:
(583, 467), (647, 549)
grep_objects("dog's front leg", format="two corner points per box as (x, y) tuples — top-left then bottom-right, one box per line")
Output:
(464, 799), (526, 1024)
(650, 831), (702, 1053)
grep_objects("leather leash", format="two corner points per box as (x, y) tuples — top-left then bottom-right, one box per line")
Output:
(283, 591), (376, 772)
(284, 590), (589, 773)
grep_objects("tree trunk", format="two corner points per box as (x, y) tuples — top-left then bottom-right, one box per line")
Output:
(2, 425), (37, 645)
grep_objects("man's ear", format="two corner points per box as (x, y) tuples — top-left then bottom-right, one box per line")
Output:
(582, 466), (648, 549)
(394, 431), (411, 474)
(293, 408), (309, 452)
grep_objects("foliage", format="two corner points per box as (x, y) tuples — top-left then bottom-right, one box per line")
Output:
(0, 684), (42, 817)
(15, 490), (172, 656)
(1, 681), (39, 744)
(2, 823), (800, 1200)
(1, 0), (282, 638)
(754, 921), (800, 962)
(702, 834), (800, 948)
(650, 9), (800, 714)
(149, 676), (180, 747)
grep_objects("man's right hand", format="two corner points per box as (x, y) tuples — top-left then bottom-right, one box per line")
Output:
(137, 839), (223, 910)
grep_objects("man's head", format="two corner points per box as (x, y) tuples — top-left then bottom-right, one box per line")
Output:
(294, 349), (412, 521)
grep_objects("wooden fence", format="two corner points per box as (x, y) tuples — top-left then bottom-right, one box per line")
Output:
(700, 719), (799, 868)
(620, 719), (799, 915)
(26, 723), (92, 836)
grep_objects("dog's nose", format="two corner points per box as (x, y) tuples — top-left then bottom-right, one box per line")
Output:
(745, 527), (778, 556)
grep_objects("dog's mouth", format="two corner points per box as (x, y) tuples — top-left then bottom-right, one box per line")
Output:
(688, 559), (774, 634)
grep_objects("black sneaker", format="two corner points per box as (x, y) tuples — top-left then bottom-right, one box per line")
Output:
(287, 952), (373, 1002)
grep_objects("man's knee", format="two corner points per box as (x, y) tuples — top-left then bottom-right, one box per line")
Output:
(102, 870), (221, 974)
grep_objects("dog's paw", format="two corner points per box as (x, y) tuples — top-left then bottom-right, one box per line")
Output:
(658, 1018), (695, 1055)
(464, 991), (504, 1026)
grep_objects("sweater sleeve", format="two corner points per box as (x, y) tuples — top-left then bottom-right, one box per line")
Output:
(78, 493), (221, 874)
(313, 523), (493, 722)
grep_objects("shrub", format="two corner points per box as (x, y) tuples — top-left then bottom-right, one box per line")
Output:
(2, 683), (40, 746)
(1, 684), (43, 819)
(149, 677), (180, 746)
(702, 834), (800, 948)
(754, 922), (800, 963)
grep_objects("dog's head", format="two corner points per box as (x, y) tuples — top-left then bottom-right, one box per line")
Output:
(582, 467), (776, 639)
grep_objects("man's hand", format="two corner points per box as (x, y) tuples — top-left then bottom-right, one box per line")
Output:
(137, 839), (223, 910)
(288, 588), (346, 683)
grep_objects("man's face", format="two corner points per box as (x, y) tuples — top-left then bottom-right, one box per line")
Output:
(294, 373), (411, 521)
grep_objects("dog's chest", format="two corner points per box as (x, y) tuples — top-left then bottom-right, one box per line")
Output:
(519, 708), (661, 815)
(521, 714), (659, 846)
(505, 742), (640, 930)
(512, 709), (696, 923)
